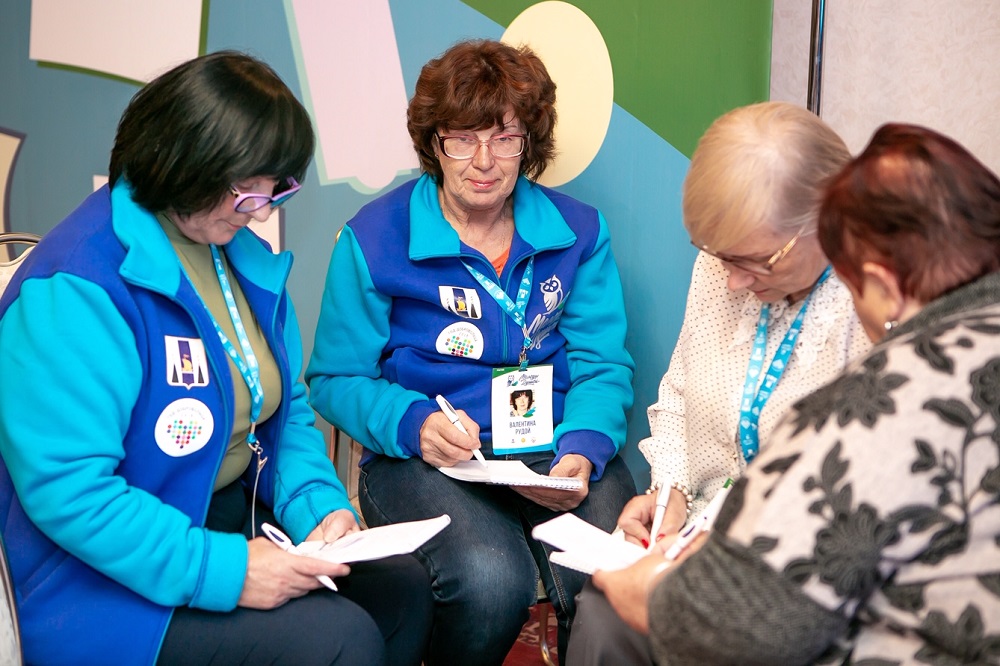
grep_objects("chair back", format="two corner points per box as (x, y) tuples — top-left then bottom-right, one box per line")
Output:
(328, 427), (366, 527)
(0, 232), (34, 664)
(0, 233), (41, 300)
(0, 533), (22, 665)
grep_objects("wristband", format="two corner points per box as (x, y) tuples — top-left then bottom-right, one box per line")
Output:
(646, 481), (693, 516)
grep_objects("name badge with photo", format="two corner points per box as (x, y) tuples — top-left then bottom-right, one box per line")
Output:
(491, 365), (554, 454)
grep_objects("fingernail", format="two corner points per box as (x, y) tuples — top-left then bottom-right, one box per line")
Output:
(655, 534), (665, 542)
(641, 539), (649, 548)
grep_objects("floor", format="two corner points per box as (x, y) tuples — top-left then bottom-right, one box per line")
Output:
(503, 602), (558, 666)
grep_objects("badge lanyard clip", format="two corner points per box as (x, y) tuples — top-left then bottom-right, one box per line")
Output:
(464, 257), (535, 369)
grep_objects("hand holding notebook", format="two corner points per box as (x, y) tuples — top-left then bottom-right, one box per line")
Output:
(262, 515), (451, 590)
(437, 459), (584, 491)
(533, 479), (735, 573)
(531, 513), (646, 574)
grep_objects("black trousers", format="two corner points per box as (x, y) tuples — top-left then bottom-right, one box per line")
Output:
(157, 483), (432, 665)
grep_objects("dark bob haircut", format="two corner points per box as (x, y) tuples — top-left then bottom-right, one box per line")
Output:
(407, 39), (557, 184)
(509, 389), (534, 409)
(818, 123), (1000, 303)
(109, 50), (315, 216)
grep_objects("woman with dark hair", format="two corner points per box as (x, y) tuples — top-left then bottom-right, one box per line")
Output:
(589, 123), (1000, 664)
(510, 389), (535, 417)
(307, 39), (636, 664)
(0, 51), (431, 665)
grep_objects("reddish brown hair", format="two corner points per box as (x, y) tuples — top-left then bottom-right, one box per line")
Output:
(407, 39), (556, 183)
(818, 123), (1000, 302)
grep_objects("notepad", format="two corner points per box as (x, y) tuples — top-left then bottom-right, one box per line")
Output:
(437, 459), (584, 491)
(264, 515), (451, 564)
(531, 513), (646, 574)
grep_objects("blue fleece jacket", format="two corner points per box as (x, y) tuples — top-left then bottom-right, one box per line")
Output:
(0, 184), (352, 665)
(306, 174), (634, 478)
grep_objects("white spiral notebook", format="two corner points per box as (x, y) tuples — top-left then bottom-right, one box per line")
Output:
(437, 459), (584, 491)
(261, 514), (452, 592)
(262, 514), (451, 565)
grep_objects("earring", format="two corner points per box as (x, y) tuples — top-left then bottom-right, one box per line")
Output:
(884, 319), (898, 332)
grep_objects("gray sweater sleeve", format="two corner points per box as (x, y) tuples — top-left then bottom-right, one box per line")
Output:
(648, 535), (850, 666)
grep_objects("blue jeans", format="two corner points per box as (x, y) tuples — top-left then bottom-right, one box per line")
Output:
(359, 451), (635, 666)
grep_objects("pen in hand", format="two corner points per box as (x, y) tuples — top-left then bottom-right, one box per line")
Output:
(261, 523), (339, 591)
(664, 478), (733, 560)
(663, 513), (703, 561)
(647, 480), (671, 553)
(435, 394), (488, 467)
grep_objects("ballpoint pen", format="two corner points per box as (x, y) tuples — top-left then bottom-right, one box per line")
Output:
(665, 478), (733, 561)
(435, 394), (489, 467)
(261, 522), (339, 591)
(647, 480), (671, 552)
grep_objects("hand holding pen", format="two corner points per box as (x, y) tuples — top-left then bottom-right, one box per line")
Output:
(617, 483), (685, 549)
(417, 395), (488, 468)
(646, 481), (671, 552)
(239, 525), (349, 609)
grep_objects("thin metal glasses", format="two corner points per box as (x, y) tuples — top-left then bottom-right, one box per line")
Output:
(436, 132), (528, 159)
(696, 225), (813, 276)
(229, 177), (301, 213)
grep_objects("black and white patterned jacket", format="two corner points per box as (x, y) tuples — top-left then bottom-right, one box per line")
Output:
(650, 271), (1000, 665)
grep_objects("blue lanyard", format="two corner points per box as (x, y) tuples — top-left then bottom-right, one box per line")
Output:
(738, 265), (832, 463)
(463, 256), (534, 369)
(208, 245), (264, 451)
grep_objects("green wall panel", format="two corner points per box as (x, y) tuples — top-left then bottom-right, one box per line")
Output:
(462, 0), (772, 157)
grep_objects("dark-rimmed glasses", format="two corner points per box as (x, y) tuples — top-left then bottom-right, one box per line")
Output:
(229, 177), (301, 213)
(695, 225), (813, 276)
(436, 133), (528, 159)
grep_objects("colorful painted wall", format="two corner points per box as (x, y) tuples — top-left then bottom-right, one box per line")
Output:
(0, 0), (771, 486)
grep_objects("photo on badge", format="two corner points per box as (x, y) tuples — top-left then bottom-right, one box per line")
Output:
(509, 388), (535, 418)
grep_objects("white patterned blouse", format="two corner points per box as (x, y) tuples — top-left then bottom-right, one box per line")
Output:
(639, 251), (871, 516)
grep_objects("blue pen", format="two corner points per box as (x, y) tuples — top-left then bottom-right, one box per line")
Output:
(665, 479), (733, 561)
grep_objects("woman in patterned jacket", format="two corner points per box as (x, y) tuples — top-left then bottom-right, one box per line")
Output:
(593, 123), (1000, 664)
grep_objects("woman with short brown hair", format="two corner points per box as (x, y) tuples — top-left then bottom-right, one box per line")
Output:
(308, 39), (636, 664)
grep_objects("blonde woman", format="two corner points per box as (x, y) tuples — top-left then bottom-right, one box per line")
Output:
(568, 102), (871, 665)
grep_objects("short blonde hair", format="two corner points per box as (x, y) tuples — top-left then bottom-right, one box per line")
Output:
(683, 101), (850, 252)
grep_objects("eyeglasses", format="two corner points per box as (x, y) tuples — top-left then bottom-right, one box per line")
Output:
(696, 225), (813, 276)
(229, 177), (301, 213)
(435, 132), (528, 160)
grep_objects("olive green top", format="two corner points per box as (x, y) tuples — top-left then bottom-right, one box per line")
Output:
(159, 215), (282, 491)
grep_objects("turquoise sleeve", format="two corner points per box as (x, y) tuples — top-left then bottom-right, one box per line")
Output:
(0, 274), (247, 611)
(552, 212), (636, 469)
(271, 295), (356, 541)
(306, 227), (425, 458)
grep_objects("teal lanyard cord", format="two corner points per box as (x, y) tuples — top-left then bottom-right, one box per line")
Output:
(208, 245), (264, 451)
(738, 265), (832, 463)
(463, 256), (534, 369)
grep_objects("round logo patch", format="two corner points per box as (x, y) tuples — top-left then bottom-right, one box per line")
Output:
(154, 398), (214, 457)
(435, 322), (484, 359)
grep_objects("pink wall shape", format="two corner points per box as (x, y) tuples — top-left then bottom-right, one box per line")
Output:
(290, 0), (418, 193)
(29, 0), (202, 83)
